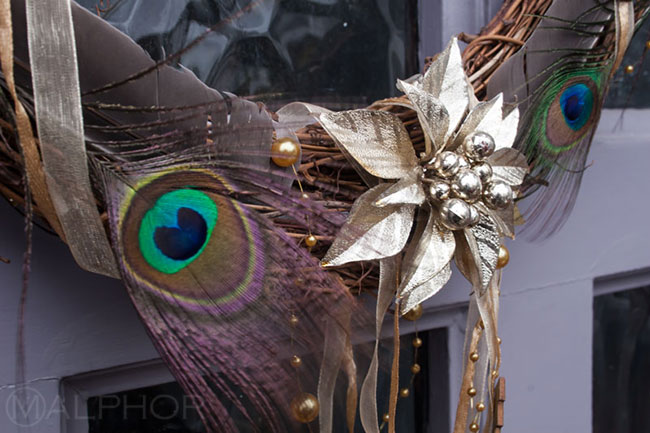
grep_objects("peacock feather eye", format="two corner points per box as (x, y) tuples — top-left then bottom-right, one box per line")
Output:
(138, 189), (218, 274)
(118, 170), (266, 316)
(542, 74), (600, 153)
(559, 83), (594, 131)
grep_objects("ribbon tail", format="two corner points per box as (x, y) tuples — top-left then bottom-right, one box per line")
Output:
(343, 335), (358, 433)
(360, 256), (397, 433)
(453, 300), (483, 433)
(318, 306), (350, 433)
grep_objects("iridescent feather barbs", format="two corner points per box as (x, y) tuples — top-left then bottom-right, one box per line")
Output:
(487, 0), (650, 238)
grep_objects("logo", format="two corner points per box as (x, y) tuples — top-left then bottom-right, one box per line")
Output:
(5, 387), (47, 427)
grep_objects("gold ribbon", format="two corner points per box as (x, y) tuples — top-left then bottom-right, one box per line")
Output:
(360, 257), (397, 433)
(24, 0), (118, 277)
(388, 299), (400, 433)
(611, 0), (635, 78)
(453, 271), (502, 433)
(318, 306), (351, 433)
(0, 0), (64, 239)
(343, 336), (359, 433)
(453, 315), (483, 433)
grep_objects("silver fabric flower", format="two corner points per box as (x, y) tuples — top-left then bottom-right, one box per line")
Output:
(319, 38), (528, 313)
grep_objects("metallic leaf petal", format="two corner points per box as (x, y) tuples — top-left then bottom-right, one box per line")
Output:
(276, 101), (331, 130)
(400, 264), (452, 314)
(452, 94), (504, 150)
(494, 106), (520, 150)
(488, 147), (529, 185)
(322, 184), (415, 267)
(397, 79), (449, 151)
(375, 169), (426, 207)
(464, 214), (501, 291)
(320, 110), (418, 179)
(475, 202), (515, 239)
(454, 230), (481, 288)
(398, 209), (455, 296)
(419, 38), (469, 140)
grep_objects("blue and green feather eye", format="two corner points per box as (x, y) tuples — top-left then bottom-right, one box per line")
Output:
(559, 83), (594, 131)
(138, 189), (218, 274)
(118, 170), (265, 315)
(540, 73), (601, 154)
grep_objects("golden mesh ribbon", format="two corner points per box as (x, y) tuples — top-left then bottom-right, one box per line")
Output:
(0, 0), (63, 239)
(318, 308), (350, 433)
(24, 0), (118, 277)
(360, 257), (397, 433)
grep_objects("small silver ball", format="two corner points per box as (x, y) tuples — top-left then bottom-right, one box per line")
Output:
(483, 181), (514, 209)
(428, 181), (451, 201)
(439, 198), (473, 230)
(463, 131), (496, 161)
(468, 204), (481, 226)
(451, 169), (482, 202)
(432, 151), (460, 178)
(457, 155), (470, 170)
(473, 162), (493, 183)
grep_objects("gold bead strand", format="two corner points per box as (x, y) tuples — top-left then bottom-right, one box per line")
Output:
(287, 312), (319, 426)
(402, 304), (425, 402)
(290, 163), (318, 251)
(269, 135), (319, 252)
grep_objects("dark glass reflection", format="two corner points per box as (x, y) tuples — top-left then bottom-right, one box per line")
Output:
(85, 328), (448, 432)
(87, 382), (207, 433)
(593, 285), (650, 433)
(605, 17), (650, 108)
(77, 0), (419, 109)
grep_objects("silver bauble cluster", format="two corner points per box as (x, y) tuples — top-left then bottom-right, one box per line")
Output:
(425, 131), (513, 230)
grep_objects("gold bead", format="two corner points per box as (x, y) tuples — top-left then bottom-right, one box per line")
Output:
(382, 413), (390, 423)
(410, 363), (421, 374)
(290, 355), (302, 368)
(476, 403), (486, 412)
(290, 392), (319, 423)
(301, 193), (309, 200)
(496, 244), (510, 269)
(271, 137), (300, 167)
(469, 352), (479, 362)
(469, 422), (480, 432)
(400, 388), (410, 398)
(497, 337), (502, 345)
(646, 40), (650, 50)
(403, 303), (423, 321)
(625, 64), (635, 74)
(412, 337), (423, 348)
(491, 370), (499, 378)
(467, 387), (477, 397)
(289, 314), (299, 327)
(305, 235), (317, 248)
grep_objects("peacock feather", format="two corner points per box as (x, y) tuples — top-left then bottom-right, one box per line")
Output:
(486, 0), (650, 238)
(100, 164), (355, 432)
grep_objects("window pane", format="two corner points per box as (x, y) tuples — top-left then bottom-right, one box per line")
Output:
(85, 328), (448, 432)
(87, 381), (206, 433)
(604, 18), (650, 108)
(77, 0), (419, 108)
(593, 285), (650, 433)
